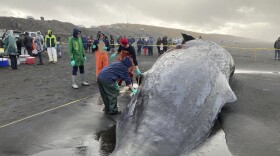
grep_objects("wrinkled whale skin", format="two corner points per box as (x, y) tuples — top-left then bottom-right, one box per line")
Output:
(112, 40), (237, 156)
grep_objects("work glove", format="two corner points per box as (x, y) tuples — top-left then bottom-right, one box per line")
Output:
(92, 44), (96, 49)
(114, 82), (120, 91)
(71, 60), (75, 66)
(132, 89), (138, 95)
(84, 56), (87, 62)
(110, 53), (116, 58)
(102, 46), (107, 51)
(136, 69), (142, 75)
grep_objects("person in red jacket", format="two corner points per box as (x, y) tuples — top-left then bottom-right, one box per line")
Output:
(110, 37), (142, 86)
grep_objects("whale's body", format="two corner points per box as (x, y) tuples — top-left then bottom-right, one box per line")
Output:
(112, 40), (236, 156)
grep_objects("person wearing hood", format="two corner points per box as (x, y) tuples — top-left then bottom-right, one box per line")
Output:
(92, 31), (111, 78)
(97, 56), (137, 114)
(68, 28), (89, 89)
(3, 30), (18, 69)
(23, 32), (33, 55)
(18, 33), (26, 55)
(34, 31), (44, 65)
(162, 36), (168, 52)
(56, 36), (62, 58)
(45, 29), (57, 63)
(274, 37), (280, 60)
(156, 37), (163, 55)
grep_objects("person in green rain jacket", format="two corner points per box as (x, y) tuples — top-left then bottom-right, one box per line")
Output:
(68, 28), (89, 89)
(3, 30), (18, 69)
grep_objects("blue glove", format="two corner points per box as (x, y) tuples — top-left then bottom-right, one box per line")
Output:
(84, 57), (87, 62)
(132, 89), (138, 95)
(114, 82), (120, 91)
(102, 46), (107, 50)
(92, 44), (96, 49)
(136, 69), (141, 75)
(71, 60), (75, 66)
(110, 53), (116, 58)
(55, 45), (57, 49)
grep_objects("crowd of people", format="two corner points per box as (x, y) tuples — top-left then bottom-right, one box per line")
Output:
(68, 29), (141, 115)
(136, 36), (170, 56)
(1, 29), (64, 67)
(1, 28), (174, 115)
(4, 28), (280, 116)
(79, 34), (173, 57)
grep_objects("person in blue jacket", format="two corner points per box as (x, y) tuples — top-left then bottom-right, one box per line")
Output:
(97, 56), (137, 115)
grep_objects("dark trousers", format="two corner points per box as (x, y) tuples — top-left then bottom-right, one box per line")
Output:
(9, 55), (17, 69)
(157, 46), (160, 55)
(97, 79), (118, 113)
(26, 46), (32, 55)
(275, 50), (280, 59)
(38, 52), (43, 64)
(137, 46), (141, 55)
(163, 46), (167, 52)
(148, 47), (153, 56)
(72, 65), (84, 75)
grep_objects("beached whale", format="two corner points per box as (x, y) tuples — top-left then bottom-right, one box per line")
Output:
(112, 39), (237, 156)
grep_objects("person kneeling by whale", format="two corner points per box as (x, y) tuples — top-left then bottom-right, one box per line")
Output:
(97, 56), (137, 115)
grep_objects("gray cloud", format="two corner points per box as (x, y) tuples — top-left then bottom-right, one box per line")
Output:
(0, 0), (279, 41)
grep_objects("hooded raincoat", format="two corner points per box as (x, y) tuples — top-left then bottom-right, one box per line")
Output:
(3, 30), (17, 55)
(68, 28), (85, 66)
(45, 30), (57, 48)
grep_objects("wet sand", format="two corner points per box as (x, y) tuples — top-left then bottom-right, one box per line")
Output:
(0, 42), (279, 155)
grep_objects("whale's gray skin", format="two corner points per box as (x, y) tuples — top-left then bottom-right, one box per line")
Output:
(112, 40), (237, 156)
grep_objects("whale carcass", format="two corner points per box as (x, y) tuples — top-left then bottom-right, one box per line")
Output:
(112, 39), (237, 156)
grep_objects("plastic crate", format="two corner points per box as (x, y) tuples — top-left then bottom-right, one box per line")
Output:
(0, 58), (9, 67)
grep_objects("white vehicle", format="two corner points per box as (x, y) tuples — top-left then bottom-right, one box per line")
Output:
(24, 31), (37, 39)
(26, 16), (35, 20)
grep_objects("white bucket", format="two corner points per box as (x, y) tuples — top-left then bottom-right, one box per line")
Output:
(19, 55), (30, 64)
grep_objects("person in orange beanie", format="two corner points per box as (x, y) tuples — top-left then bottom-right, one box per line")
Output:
(110, 37), (141, 86)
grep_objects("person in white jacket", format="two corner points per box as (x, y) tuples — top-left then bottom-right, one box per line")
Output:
(35, 31), (44, 65)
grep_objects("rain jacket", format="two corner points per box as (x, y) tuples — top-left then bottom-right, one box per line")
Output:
(68, 28), (85, 66)
(35, 34), (44, 52)
(23, 32), (33, 48)
(97, 56), (132, 85)
(45, 30), (57, 48)
(3, 30), (17, 55)
(274, 37), (280, 49)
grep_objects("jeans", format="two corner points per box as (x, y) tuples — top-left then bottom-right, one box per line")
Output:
(275, 50), (280, 59)
(137, 46), (142, 55)
(72, 65), (84, 75)
(9, 55), (17, 69)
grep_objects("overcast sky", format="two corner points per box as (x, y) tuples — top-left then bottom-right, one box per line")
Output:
(0, 0), (279, 41)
